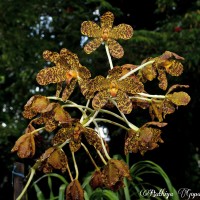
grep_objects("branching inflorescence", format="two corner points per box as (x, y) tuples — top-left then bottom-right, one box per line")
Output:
(11, 11), (190, 200)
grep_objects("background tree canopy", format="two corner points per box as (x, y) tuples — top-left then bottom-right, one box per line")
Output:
(0, 0), (199, 198)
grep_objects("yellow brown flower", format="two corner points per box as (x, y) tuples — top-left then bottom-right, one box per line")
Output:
(149, 85), (191, 122)
(89, 169), (104, 189)
(32, 102), (71, 132)
(22, 95), (50, 119)
(165, 84), (191, 106)
(81, 11), (133, 58)
(66, 179), (84, 200)
(52, 121), (102, 152)
(91, 66), (144, 114)
(36, 48), (91, 100)
(11, 124), (36, 158)
(101, 159), (131, 191)
(39, 147), (68, 173)
(124, 122), (167, 155)
(138, 51), (184, 90)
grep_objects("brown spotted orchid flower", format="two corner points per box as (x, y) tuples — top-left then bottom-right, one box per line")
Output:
(52, 121), (102, 153)
(22, 95), (71, 132)
(125, 122), (167, 155)
(22, 95), (50, 119)
(101, 159), (131, 191)
(66, 179), (84, 200)
(149, 98), (175, 122)
(32, 102), (71, 132)
(81, 11), (133, 58)
(91, 66), (145, 114)
(38, 147), (68, 173)
(11, 124), (37, 158)
(131, 84), (191, 122)
(150, 84), (191, 122)
(131, 85), (190, 122)
(138, 51), (185, 90)
(89, 159), (131, 191)
(36, 48), (91, 101)
(89, 169), (104, 189)
(165, 84), (191, 106)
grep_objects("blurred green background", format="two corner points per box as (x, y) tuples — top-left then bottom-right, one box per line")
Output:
(0, 0), (199, 199)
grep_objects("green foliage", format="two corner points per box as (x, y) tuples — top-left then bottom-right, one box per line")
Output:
(32, 173), (68, 200)
(129, 160), (179, 200)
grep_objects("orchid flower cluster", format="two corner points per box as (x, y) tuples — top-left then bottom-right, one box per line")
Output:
(11, 11), (190, 200)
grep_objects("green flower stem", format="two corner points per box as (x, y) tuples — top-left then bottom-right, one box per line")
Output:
(33, 173), (68, 185)
(16, 167), (36, 200)
(137, 92), (166, 99)
(47, 96), (63, 101)
(58, 139), (70, 149)
(120, 111), (139, 131)
(30, 127), (45, 135)
(110, 99), (139, 131)
(62, 101), (84, 113)
(82, 110), (99, 127)
(47, 96), (87, 113)
(63, 103), (129, 128)
(71, 152), (79, 180)
(119, 60), (155, 81)
(96, 150), (107, 165)
(94, 118), (129, 131)
(105, 43), (113, 69)
(130, 96), (151, 102)
(66, 163), (74, 182)
(93, 120), (111, 161)
(81, 142), (99, 170)
(67, 100), (86, 109)
(100, 108), (125, 122)
(16, 160), (41, 200)
(80, 99), (90, 123)
(62, 104), (93, 113)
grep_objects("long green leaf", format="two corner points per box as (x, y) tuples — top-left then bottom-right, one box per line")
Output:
(130, 160), (180, 200)
(102, 190), (119, 200)
(33, 183), (45, 200)
(90, 188), (119, 200)
(82, 172), (93, 197)
(82, 172), (92, 189)
(32, 173), (68, 200)
(48, 175), (55, 199)
(123, 178), (131, 200)
(84, 191), (90, 200)
(58, 184), (66, 200)
(33, 173), (68, 185)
